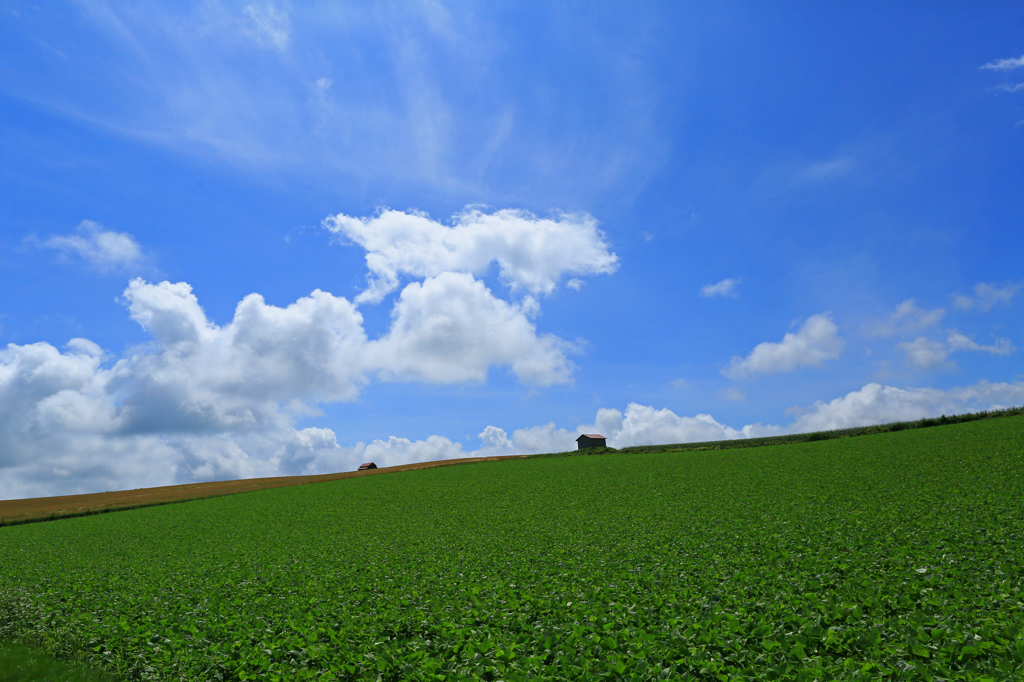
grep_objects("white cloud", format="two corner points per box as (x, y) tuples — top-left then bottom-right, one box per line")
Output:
(509, 422), (578, 454)
(981, 55), (1024, 71)
(312, 77), (332, 97)
(116, 279), (370, 435)
(995, 83), (1024, 93)
(574, 381), (1024, 448)
(798, 155), (856, 183)
(952, 281), (1021, 312)
(36, 220), (143, 271)
(700, 277), (742, 298)
(368, 272), (574, 386)
(946, 331), (1014, 356)
(898, 331), (1015, 369)
(5, 367), (1024, 499)
(3, 200), (614, 499)
(244, 4), (290, 51)
(323, 208), (618, 304)
(724, 314), (844, 379)
(363, 435), (466, 468)
(455, 422), (580, 458)
(576, 403), (777, 448)
(787, 381), (1024, 432)
(898, 337), (950, 370)
(721, 387), (746, 402)
(13, 3), (670, 206)
(862, 299), (944, 338)
(477, 425), (514, 453)
(566, 278), (584, 291)
(0, 270), (585, 498)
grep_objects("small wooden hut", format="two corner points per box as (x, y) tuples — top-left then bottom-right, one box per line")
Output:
(576, 434), (607, 450)
(357, 462), (378, 471)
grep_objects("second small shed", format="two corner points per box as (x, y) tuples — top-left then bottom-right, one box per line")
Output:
(576, 433), (607, 450)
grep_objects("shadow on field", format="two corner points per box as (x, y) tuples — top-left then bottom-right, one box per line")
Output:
(0, 641), (122, 682)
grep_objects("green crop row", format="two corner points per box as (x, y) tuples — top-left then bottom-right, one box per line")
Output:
(1, 416), (1023, 681)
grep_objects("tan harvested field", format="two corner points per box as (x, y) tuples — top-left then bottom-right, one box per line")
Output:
(0, 454), (529, 525)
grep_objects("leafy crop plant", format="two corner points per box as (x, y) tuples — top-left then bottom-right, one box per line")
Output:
(2, 416), (1023, 680)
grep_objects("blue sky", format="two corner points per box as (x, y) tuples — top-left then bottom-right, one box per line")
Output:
(1, 2), (1022, 499)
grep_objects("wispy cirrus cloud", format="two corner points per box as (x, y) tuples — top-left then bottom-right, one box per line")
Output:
(946, 332), (1014, 356)
(899, 330), (1015, 370)
(796, 154), (856, 183)
(700, 277), (741, 298)
(862, 299), (944, 338)
(952, 281), (1021, 312)
(10, 2), (668, 204)
(244, 4), (290, 51)
(981, 55), (1024, 71)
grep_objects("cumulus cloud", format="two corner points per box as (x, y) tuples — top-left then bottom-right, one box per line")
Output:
(368, 272), (574, 385)
(115, 279), (370, 435)
(363, 435), (466, 467)
(899, 331), (1015, 369)
(981, 55), (1024, 71)
(0, 271), (583, 499)
(34, 220), (143, 271)
(724, 314), (844, 379)
(509, 422), (579, 454)
(459, 422), (579, 458)
(952, 281), (1021, 312)
(323, 208), (618, 304)
(862, 299), (944, 338)
(786, 381), (1024, 432)
(571, 381), (1024, 449)
(700, 278), (742, 298)
(2, 202), (616, 499)
(576, 403), (779, 448)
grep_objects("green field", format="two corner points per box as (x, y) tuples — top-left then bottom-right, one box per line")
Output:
(1, 417), (1023, 681)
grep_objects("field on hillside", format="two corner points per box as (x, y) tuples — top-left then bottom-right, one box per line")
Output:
(1, 418), (1023, 681)
(0, 455), (527, 527)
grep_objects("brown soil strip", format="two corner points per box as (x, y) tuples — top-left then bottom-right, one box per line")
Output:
(0, 455), (529, 526)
